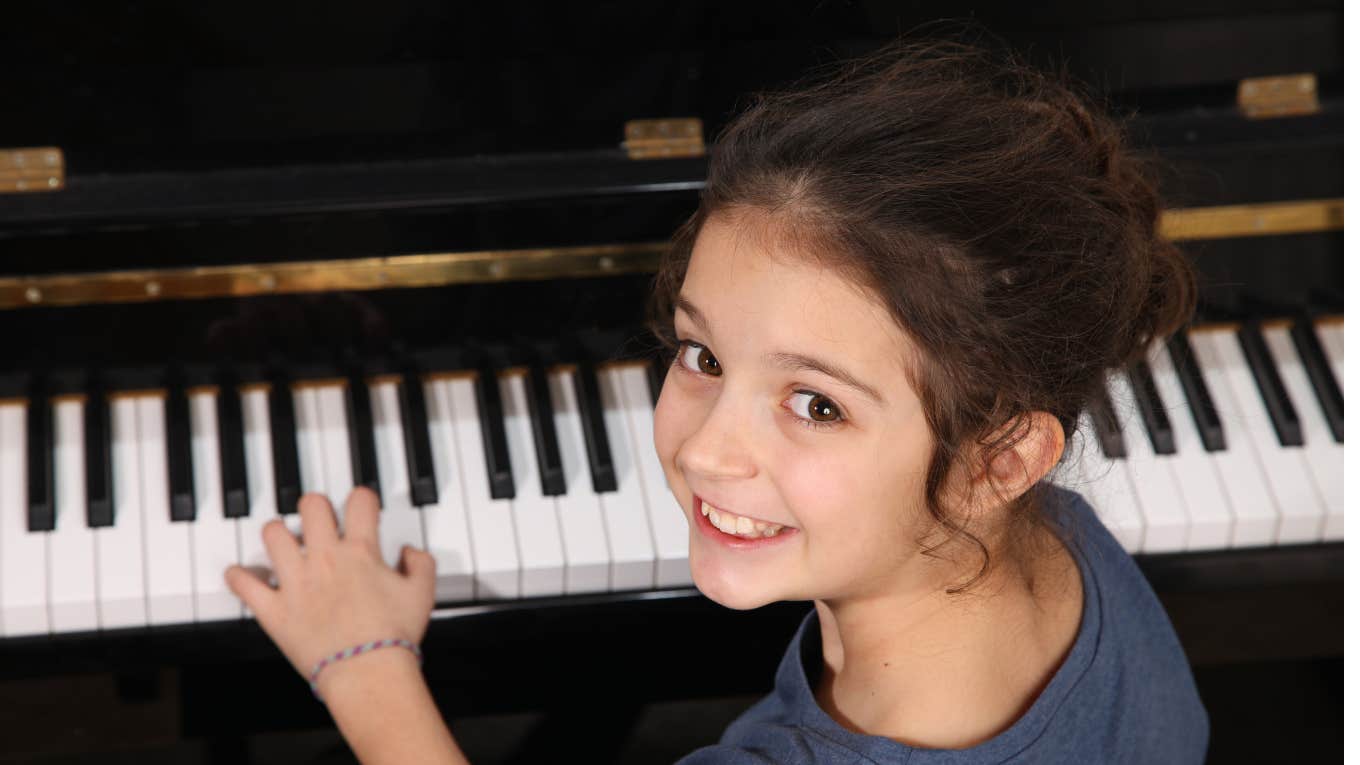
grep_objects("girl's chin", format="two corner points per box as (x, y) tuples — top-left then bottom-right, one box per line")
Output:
(689, 559), (786, 611)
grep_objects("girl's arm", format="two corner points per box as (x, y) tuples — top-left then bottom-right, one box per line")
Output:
(224, 488), (470, 765)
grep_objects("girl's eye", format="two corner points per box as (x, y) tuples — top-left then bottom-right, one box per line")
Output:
(787, 391), (842, 425)
(678, 342), (722, 376)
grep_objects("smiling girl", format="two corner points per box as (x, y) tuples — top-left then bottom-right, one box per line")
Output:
(225, 37), (1209, 764)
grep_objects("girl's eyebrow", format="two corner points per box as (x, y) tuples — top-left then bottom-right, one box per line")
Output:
(675, 293), (885, 405)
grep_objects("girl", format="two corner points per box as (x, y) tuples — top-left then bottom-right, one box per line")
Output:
(225, 38), (1209, 764)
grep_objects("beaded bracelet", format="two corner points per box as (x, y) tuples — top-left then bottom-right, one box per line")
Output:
(309, 638), (424, 700)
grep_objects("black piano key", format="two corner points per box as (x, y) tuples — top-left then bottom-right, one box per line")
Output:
(26, 383), (54, 532)
(398, 368), (438, 506)
(572, 363), (617, 493)
(345, 372), (382, 499)
(1088, 384), (1127, 460)
(165, 377), (196, 522)
(1290, 320), (1343, 443)
(647, 355), (669, 405)
(1237, 323), (1304, 447)
(1166, 332), (1226, 452)
(84, 382), (114, 528)
(268, 380), (303, 514)
(474, 368), (515, 500)
(216, 376), (250, 519)
(526, 364), (566, 496)
(1127, 360), (1175, 455)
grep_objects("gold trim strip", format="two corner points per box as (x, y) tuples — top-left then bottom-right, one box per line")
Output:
(0, 242), (667, 311)
(1159, 199), (1342, 241)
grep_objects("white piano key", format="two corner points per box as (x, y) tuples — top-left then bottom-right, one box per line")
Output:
(1316, 321), (1343, 390)
(598, 367), (657, 589)
(137, 396), (196, 625)
(294, 386), (328, 501)
(1060, 413), (1145, 553)
(1186, 332), (1281, 548)
(501, 373), (566, 597)
(617, 365), (691, 588)
(1108, 371), (1190, 553)
(446, 377), (520, 599)
(238, 387), (284, 578)
(420, 378), (476, 602)
(317, 385), (356, 523)
(189, 390), (243, 622)
(48, 398), (98, 633)
(369, 380), (427, 568)
(1204, 328), (1324, 544)
(96, 398), (148, 629)
(1264, 325), (1344, 541)
(1146, 341), (1234, 550)
(547, 369), (611, 595)
(1, 403), (48, 636)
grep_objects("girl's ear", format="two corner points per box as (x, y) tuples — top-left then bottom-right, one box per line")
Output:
(973, 412), (1066, 513)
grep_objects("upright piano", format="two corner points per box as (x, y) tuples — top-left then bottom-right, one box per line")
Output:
(0, 0), (1341, 748)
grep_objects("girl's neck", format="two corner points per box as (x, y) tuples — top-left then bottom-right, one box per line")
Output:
(812, 536), (1083, 749)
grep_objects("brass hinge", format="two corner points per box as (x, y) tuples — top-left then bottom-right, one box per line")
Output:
(622, 118), (705, 160)
(1237, 74), (1319, 119)
(0, 147), (65, 193)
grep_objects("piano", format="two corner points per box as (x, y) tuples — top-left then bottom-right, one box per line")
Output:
(0, 0), (1341, 750)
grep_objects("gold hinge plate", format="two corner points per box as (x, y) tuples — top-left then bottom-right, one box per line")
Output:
(1237, 74), (1319, 119)
(0, 147), (65, 193)
(622, 118), (705, 160)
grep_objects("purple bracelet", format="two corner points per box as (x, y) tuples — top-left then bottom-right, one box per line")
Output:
(309, 638), (423, 700)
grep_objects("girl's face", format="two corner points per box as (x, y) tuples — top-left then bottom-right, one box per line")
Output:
(654, 213), (941, 610)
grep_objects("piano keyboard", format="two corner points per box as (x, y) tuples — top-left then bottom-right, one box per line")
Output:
(0, 319), (1343, 638)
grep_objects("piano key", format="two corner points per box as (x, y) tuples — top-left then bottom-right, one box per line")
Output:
(1264, 326), (1343, 541)
(1, 402), (50, 636)
(1237, 323), (1303, 447)
(216, 374), (249, 519)
(1087, 385), (1126, 459)
(25, 383), (54, 532)
(399, 368), (438, 507)
(293, 387), (327, 506)
(189, 389), (244, 621)
(368, 380), (427, 568)
(596, 366), (657, 589)
(1108, 370), (1190, 552)
(546, 368), (612, 594)
(420, 377), (476, 602)
(83, 382), (114, 529)
(573, 362), (617, 494)
(95, 397), (148, 630)
(524, 364), (566, 497)
(618, 364), (692, 587)
(137, 396), (196, 625)
(501, 373), (567, 596)
(317, 385), (357, 522)
(1062, 411), (1145, 553)
(239, 387), (292, 605)
(165, 377), (196, 522)
(473, 368), (515, 500)
(267, 379), (302, 515)
(447, 377), (520, 598)
(1290, 320), (1343, 443)
(1146, 341), (1234, 550)
(345, 371), (382, 498)
(1316, 321), (1343, 390)
(1127, 360), (1175, 455)
(49, 398), (98, 632)
(1186, 331), (1281, 548)
(1166, 331), (1226, 452)
(1203, 328), (1323, 543)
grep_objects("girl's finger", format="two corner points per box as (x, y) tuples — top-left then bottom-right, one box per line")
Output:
(342, 486), (382, 555)
(262, 518), (305, 583)
(223, 565), (280, 625)
(400, 546), (436, 593)
(296, 492), (340, 548)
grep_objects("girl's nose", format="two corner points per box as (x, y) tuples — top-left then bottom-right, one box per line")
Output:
(674, 403), (759, 482)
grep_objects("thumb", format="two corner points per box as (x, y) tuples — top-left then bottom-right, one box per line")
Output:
(399, 546), (436, 593)
(225, 565), (280, 624)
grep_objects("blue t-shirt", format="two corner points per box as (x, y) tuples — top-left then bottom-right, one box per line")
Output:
(678, 486), (1209, 764)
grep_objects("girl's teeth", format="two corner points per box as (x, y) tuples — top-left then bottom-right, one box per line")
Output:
(700, 500), (786, 540)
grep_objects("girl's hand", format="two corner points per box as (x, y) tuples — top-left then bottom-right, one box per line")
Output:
(224, 488), (437, 680)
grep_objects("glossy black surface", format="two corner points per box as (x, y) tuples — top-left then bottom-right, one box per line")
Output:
(344, 370), (382, 499)
(83, 379), (114, 528)
(1167, 331), (1226, 452)
(1238, 324), (1304, 447)
(1129, 360), (1176, 455)
(215, 373), (250, 519)
(1291, 320), (1343, 443)
(399, 367), (438, 506)
(474, 368), (515, 501)
(25, 380), (54, 533)
(573, 364), (618, 494)
(165, 377), (197, 522)
(266, 376), (303, 514)
(525, 364), (566, 497)
(1089, 384), (1128, 460)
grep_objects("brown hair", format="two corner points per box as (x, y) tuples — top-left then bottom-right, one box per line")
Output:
(647, 35), (1196, 592)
